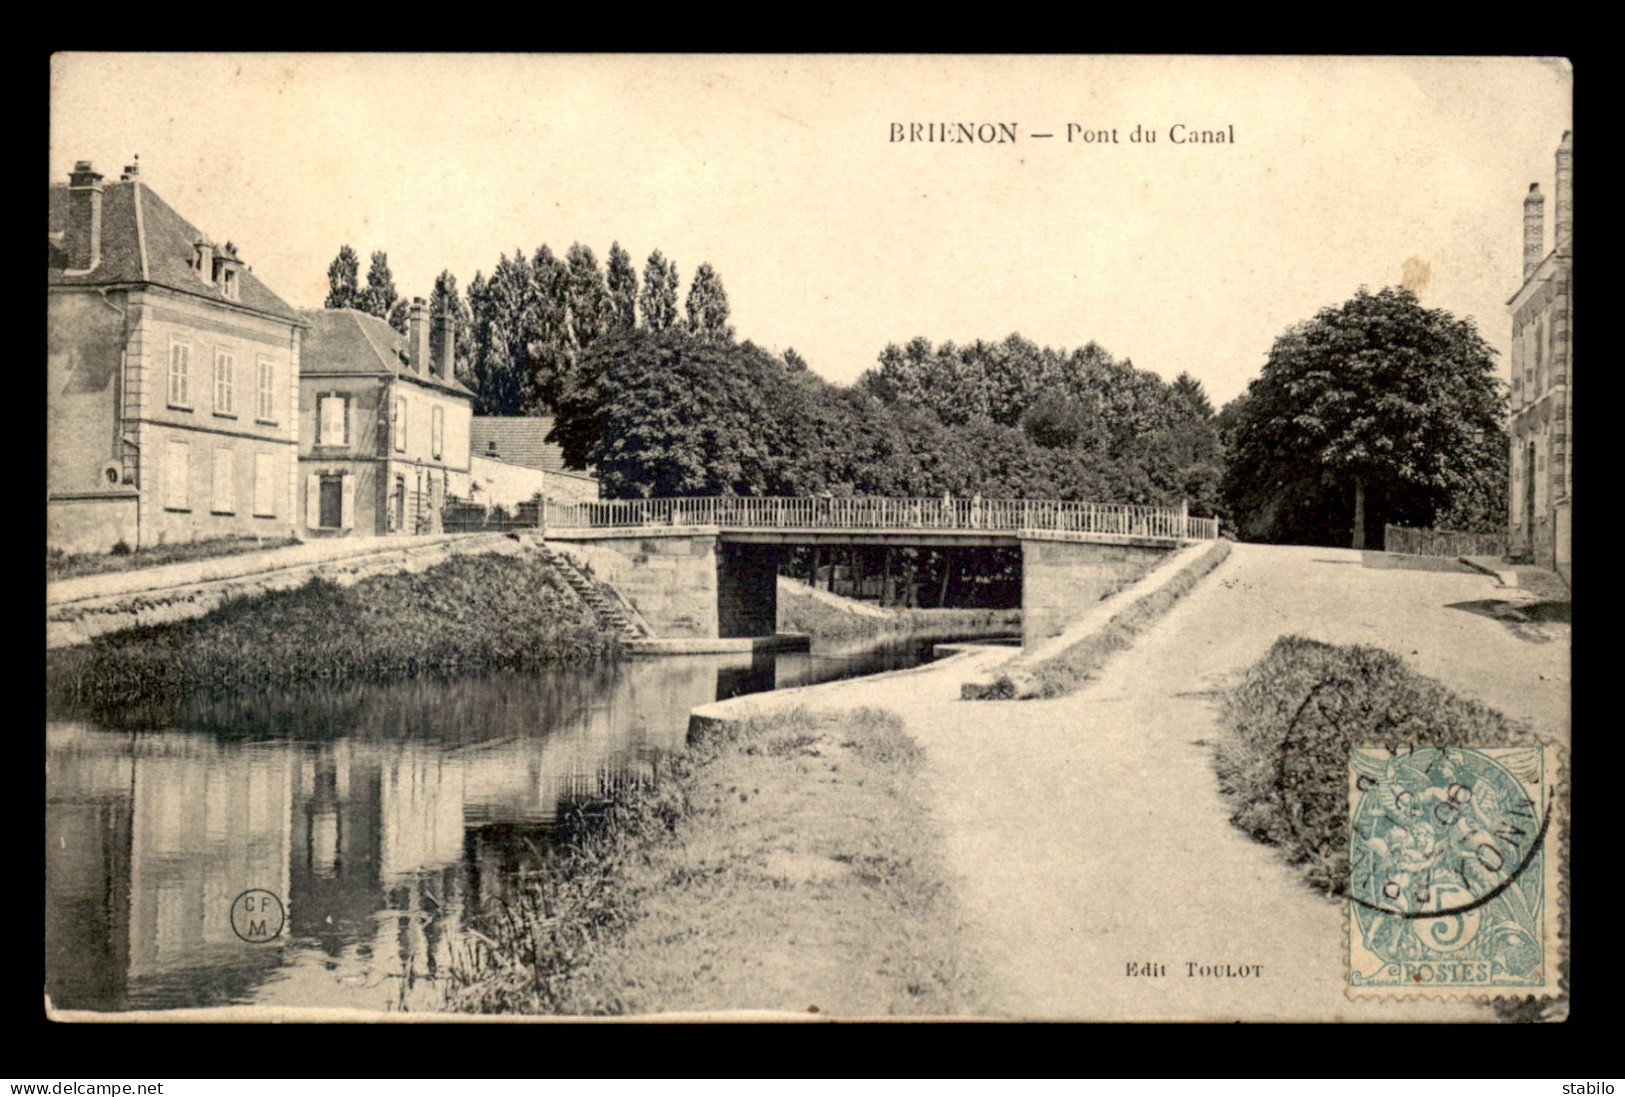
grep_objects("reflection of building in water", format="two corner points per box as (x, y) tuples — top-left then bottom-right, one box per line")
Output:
(45, 725), (134, 1010)
(125, 738), (292, 1000)
(46, 659), (714, 1011)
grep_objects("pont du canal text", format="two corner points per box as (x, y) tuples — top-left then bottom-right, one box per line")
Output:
(889, 123), (1236, 145)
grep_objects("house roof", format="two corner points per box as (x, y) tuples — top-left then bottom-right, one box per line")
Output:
(470, 416), (591, 475)
(298, 308), (476, 398)
(48, 178), (300, 323)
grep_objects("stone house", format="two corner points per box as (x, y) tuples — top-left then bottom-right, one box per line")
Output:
(1508, 131), (1573, 584)
(48, 159), (304, 554)
(297, 301), (474, 537)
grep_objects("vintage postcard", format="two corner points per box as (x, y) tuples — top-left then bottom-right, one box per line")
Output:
(46, 54), (1571, 1022)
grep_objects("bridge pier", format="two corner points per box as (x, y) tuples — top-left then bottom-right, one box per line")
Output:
(1019, 537), (1171, 648)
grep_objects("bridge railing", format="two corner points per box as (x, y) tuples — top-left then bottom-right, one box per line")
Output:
(547, 496), (1219, 540)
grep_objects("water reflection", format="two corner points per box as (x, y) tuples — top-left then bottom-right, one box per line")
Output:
(45, 632), (1003, 1012)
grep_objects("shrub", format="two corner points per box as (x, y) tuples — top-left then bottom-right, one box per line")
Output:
(1213, 635), (1538, 896)
(110, 539), (132, 556)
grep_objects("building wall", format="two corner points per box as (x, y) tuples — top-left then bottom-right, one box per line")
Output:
(468, 453), (549, 510)
(545, 470), (600, 504)
(48, 285), (301, 554)
(299, 375), (384, 537)
(1508, 253), (1571, 573)
(300, 373), (472, 538)
(47, 291), (126, 495)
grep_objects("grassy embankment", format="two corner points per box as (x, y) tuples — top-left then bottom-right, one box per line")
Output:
(439, 705), (986, 1017)
(45, 552), (621, 719)
(964, 539), (1231, 700)
(1213, 634), (1564, 1020)
(47, 534), (301, 583)
(776, 577), (1019, 642)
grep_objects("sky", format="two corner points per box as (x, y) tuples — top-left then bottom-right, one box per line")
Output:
(50, 54), (1572, 408)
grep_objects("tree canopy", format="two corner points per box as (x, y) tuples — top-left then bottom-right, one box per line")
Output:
(1221, 286), (1507, 547)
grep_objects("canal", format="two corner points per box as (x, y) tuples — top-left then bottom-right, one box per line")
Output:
(45, 631), (1010, 1013)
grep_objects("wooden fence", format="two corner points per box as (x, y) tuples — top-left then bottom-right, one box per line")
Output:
(1383, 523), (1508, 559)
(546, 496), (1219, 541)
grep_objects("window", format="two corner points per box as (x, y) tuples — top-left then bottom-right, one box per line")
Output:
(394, 396), (407, 453)
(317, 394), (349, 446)
(212, 447), (235, 514)
(256, 358), (277, 423)
(221, 267), (239, 300)
(165, 440), (190, 510)
(214, 350), (235, 416)
(253, 453), (277, 517)
(432, 405), (444, 460)
(168, 340), (191, 408)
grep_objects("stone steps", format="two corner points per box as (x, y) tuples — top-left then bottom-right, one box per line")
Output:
(540, 547), (646, 642)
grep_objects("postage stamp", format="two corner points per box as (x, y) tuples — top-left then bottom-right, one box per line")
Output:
(1347, 744), (1564, 998)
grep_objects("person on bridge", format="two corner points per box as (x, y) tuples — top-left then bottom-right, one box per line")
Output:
(941, 490), (952, 528)
(971, 492), (983, 529)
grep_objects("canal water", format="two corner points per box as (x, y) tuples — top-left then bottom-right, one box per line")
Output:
(45, 631), (1006, 1013)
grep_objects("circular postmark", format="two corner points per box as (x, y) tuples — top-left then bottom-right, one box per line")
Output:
(230, 888), (286, 944)
(1350, 747), (1548, 919)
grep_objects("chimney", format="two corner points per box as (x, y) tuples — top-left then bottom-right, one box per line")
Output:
(65, 161), (104, 272)
(1554, 130), (1573, 249)
(119, 155), (140, 182)
(408, 297), (430, 374)
(431, 305), (454, 381)
(195, 239), (216, 284)
(1522, 182), (1544, 282)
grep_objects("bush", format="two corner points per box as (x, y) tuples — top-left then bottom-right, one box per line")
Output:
(1213, 635), (1538, 896)
(110, 539), (132, 556)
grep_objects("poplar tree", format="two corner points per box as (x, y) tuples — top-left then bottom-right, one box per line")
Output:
(606, 242), (638, 332)
(685, 262), (734, 343)
(361, 250), (398, 319)
(638, 250), (680, 331)
(324, 245), (360, 309)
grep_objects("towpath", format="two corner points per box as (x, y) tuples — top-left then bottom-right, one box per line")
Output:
(712, 542), (1568, 1020)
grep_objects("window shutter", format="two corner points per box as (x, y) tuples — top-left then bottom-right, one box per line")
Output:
(343, 396), (352, 446)
(306, 472), (322, 529)
(340, 473), (356, 530)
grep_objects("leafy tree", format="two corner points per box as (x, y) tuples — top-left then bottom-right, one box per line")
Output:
(1222, 286), (1507, 548)
(638, 250), (680, 331)
(324, 245), (360, 310)
(551, 328), (789, 497)
(684, 262), (734, 343)
(387, 297), (409, 334)
(1020, 388), (1103, 450)
(360, 250), (398, 319)
(783, 347), (809, 372)
(606, 242), (638, 332)
(1171, 371), (1215, 420)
